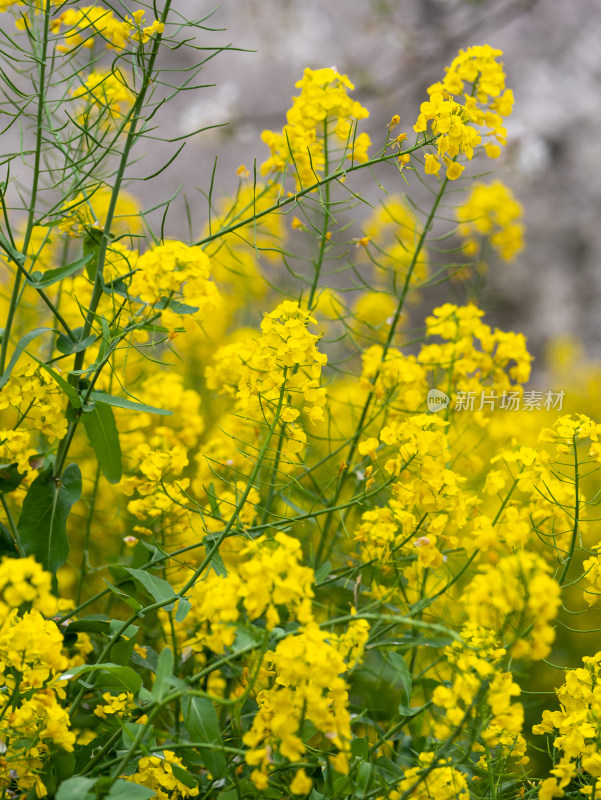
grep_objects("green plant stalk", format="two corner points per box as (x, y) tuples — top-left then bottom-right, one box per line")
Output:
(75, 463), (101, 606)
(52, 1), (173, 481)
(314, 172), (451, 566)
(0, 0), (53, 375)
(261, 121), (333, 523)
(0, 494), (22, 554)
(57, 475), (392, 625)
(558, 434), (580, 586)
(68, 381), (287, 718)
(195, 139), (435, 248)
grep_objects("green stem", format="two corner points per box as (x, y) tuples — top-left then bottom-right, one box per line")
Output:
(76, 463), (101, 606)
(68, 382), (287, 719)
(0, 495), (22, 554)
(195, 139), (435, 249)
(52, 2), (173, 481)
(559, 435), (580, 586)
(0, 0), (52, 374)
(314, 174), (450, 566)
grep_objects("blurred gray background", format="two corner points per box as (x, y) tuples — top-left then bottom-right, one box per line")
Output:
(147, 0), (601, 370)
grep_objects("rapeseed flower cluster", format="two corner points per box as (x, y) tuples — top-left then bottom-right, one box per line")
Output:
(1, 26), (599, 800)
(52, 6), (163, 52)
(183, 532), (314, 653)
(0, 360), (67, 474)
(433, 626), (527, 767)
(394, 752), (469, 800)
(455, 180), (524, 262)
(261, 67), (370, 186)
(127, 751), (199, 799)
(206, 301), (327, 467)
(0, 557), (83, 797)
(243, 620), (369, 791)
(533, 652), (601, 800)
(460, 551), (560, 660)
(414, 45), (513, 179)
(72, 69), (134, 130)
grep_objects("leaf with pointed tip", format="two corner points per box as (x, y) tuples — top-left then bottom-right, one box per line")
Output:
(27, 251), (94, 289)
(90, 391), (172, 416)
(59, 662), (142, 694)
(0, 327), (55, 390)
(18, 464), (81, 573)
(82, 402), (122, 483)
(122, 567), (176, 608)
(182, 695), (226, 778)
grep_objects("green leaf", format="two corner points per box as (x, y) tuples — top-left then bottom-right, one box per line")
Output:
(387, 651), (412, 705)
(0, 462), (23, 493)
(205, 537), (227, 577)
(155, 297), (199, 315)
(97, 317), (111, 363)
(103, 579), (143, 612)
(55, 776), (96, 800)
(18, 463), (81, 573)
(182, 695), (226, 779)
(66, 616), (111, 636)
(0, 230), (25, 266)
(105, 780), (155, 800)
(56, 331), (96, 355)
(27, 353), (81, 406)
(152, 646), (174, 701)
(171, 763), (198, 791)
(0, 327), (55, 389)
(27, 251), (94, 288)
(109, 619), (139, 666)
(59, 662), (142, 694)
(82, 402), (122, 483)
(123, 567), (176, 609)
(351, 736), (369, 760)
(83, 234), (100, 281)
(175, 596), (191, 622)
(0, 522), (18, 557)
(314, 560), (331, 584)
(90, 391), (172, 416)
(355, 761), (374, 798)
(52, 751), (76, 785)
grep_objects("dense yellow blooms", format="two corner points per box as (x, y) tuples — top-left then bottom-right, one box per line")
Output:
(460, 551), (560, 660)
(395, 752), (469, 799)
(207, 300), (328, 459)
(184, 532), (315, 653)
(0, 33), (599, 800)
(415, 45), (513, 179)
(127, 751), (199, 799)
(533, 652), (601, 800)
(419, 302), (532, 405)
(0, 558), (79, 798)
(52, 6), (163, 52)
(243, 619), (369, 791)
(72, 69), (135, 129)
(0, 359), (68, 474)
(433, 626), (527, 767)
(261, 67), (370, 187)
(456, 180), (524, 262)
